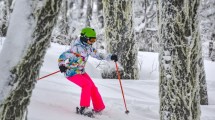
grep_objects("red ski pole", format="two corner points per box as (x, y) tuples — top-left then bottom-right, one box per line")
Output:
(37, 70), (60, 80)
(115, 62), (130, 114)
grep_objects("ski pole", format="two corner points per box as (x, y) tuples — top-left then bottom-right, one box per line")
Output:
(115, 62), (130, 114)
(37, 70), (60, 80)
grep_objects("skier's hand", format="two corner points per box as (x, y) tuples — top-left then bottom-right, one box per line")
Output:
(59, 65), (67, 73)
(111, 54), (118, 62)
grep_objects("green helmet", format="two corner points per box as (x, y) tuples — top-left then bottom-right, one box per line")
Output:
(80, 27), (96, 38)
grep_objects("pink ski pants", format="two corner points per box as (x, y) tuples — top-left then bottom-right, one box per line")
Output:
(67, 73), (105, 112)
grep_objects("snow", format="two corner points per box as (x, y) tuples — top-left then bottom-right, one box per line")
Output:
(24, 43), (215, 120)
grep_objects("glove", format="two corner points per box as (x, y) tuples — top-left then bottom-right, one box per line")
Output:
(111, 54), (118, 62)
(59, 65), (67, 73)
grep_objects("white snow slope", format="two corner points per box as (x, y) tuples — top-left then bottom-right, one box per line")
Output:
(1, 42), (215, 120)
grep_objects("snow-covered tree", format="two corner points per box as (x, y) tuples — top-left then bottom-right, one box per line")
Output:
(134, 0), (158, 52)
(158, 0), (205, 119)
(97, 0), (104, 28)
(85, 0), (93, 27)
(200, 0), (215, 62)
(79, 0), (85, 19)
(200, 0), (215, 43)
(52, 0), (71, 45)
(198, 56), (208, 105)
(0, 0), (62, 119)
(0, 0), (9, 37)
(60, 0), (69, 36)
(194, 0), (210, 105)
(103, 0), (139, 79)
(51, 0), (90, 45)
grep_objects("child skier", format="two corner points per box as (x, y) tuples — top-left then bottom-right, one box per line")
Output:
(58, 27), (118, 115)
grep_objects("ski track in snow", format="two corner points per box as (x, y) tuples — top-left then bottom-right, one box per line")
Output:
(29, 73), (160, 120)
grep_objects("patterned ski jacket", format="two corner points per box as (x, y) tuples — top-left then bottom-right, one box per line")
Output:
(58, 39), (112, 77)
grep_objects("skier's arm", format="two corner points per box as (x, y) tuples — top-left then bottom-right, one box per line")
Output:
(58, 49), (73, 66)
(89, 47), (112, 61)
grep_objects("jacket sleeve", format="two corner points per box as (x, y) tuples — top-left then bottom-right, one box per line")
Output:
(88, 47), (112, 61)
(58, 49), (73, 66)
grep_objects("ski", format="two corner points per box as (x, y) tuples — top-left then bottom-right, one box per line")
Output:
(76, 107), (95, 118)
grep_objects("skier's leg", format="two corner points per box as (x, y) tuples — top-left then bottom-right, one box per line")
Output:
(67, 74), (92, 107)
(83, 73), (105, 112)
(91, 86), (105, 112)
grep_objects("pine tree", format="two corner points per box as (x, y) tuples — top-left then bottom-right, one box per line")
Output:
(158, 0), (204, 119)
(0, 0), (62, 119)
(103, 0), (139, 79)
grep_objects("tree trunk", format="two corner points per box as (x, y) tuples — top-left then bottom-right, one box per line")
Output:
(103, 0), (139, 79)
(97, 0), (104, 28)
(158, 0), (204, 120)
(54, 0), (70, 45)
(134, 0), (157, 52)
(0, 0), (9, 37)
(0, 0), (62, 119)
(86, 0), (93, 27)
(79, 0), (85, 19)
(198, 56), (208, 105)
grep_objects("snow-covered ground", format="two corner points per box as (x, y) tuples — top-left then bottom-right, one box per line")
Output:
(25, 43), (215, 120)
(1, 42), (215, 120)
